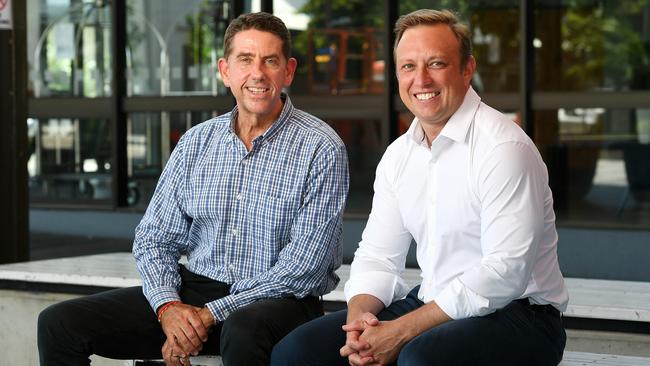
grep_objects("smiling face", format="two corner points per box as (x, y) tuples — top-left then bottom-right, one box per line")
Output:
(218, 29), (297, 125)
(395, 24), (475, 129)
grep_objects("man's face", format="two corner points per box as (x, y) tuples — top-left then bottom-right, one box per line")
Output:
(395, 24), (475, 128)
(218, 29), (297, 122)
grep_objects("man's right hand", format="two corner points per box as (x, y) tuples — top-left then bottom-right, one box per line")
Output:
(159, 302), (210, 358)
(340, 312), (380, 366)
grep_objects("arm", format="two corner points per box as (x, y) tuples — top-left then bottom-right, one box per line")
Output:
(434, 141), (549, 320)
(205, 143), (349, 322)
(343, 153), (413, 308)
(132, 133), (210, 356)
(133, 133), (191, 313)
(341, 149), (414, 365)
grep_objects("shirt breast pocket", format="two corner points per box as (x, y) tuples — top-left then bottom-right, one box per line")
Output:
(247, 192), (295, 251)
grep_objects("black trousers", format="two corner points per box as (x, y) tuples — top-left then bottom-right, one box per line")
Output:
(38, 265), (322, 366)
(272, 286), (566, 366)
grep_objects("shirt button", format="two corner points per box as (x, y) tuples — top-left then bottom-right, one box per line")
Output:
(232, 228), (238, 236)
(229, 264), (235, 271)
(236, 193), (242, 200)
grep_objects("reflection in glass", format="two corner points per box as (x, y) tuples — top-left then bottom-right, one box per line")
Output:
(28, 118), (113, 203)
(537, 108), (650, 227)
(127, 111), (218, 208)
(27, 0), (113, 97)
(399, 1), (520, 93)
(284, 1), (386, 95)
(536, 1), (650, 91)
(126, 0), (231, 96)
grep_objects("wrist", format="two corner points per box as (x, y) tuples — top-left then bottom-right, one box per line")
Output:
(156, 300), (182, 322)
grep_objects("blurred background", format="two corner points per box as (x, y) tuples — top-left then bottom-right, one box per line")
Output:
(3, 0), (650, 281)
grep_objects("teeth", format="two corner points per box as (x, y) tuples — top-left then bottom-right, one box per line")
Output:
(415, 92), (439, 100)
(247, 87), (268, 93)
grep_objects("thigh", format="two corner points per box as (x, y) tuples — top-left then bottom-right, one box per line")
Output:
(397, 301), (565, 366)
(271, 309), (349, 366)
(219, 296), (323, 365)
(44, 286), (166, 360)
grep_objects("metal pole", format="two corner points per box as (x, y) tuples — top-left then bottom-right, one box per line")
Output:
(0, 0), (29, 263)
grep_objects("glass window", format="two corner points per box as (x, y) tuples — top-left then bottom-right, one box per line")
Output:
(536, 0), (650, 91)
(324, 119), (383, 214)
(127, 111), (218, 208)
(537, 108), (650, 228)
(399, 1), (521, 93)
(28, 118), (112, 204)
(279, 0), (386, 95)
(27, 0), (113, 97)
(126, 0), (231, 96)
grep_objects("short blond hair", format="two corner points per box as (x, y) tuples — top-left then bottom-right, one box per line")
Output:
(394, 9), (472, 69)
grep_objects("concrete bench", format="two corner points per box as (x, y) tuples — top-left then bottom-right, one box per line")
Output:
(3, 253), (650, 365)
(560, 351), (650, 365)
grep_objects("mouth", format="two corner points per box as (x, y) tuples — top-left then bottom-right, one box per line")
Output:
(414, 91), (440, 101)
(246, 86), (270, 94)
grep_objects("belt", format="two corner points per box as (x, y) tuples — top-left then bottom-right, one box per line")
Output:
(514, 298), (560, 317)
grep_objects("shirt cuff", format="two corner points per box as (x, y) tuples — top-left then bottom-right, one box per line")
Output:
(433, 278), (490, 320)
(205, 295), (238, 322)
(148, 286), (182, 313)
(344, 270), (408, 307)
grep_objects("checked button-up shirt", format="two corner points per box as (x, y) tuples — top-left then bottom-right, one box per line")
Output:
(133, 95), (349, 322)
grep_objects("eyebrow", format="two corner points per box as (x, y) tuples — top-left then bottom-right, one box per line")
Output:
(234, 52), (281, 60)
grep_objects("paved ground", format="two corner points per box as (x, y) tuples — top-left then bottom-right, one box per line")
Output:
(29, 232), (133, 261)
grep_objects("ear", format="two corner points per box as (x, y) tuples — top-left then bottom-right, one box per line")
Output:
(283, 57), (298, 87)
(463, 55), (476, 86)
(218, 58), (231, 87)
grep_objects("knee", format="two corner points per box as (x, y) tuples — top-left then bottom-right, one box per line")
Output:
(38, 301), (74, 345)
(270, 326), (310, 366)
(397, 341), (427, 366)
(220, 306), (263, 342)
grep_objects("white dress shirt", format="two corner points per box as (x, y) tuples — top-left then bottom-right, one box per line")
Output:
(344, 87), (569, 319)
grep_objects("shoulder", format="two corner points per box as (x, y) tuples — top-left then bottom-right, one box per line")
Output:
(287, 108), (346, 152)
(175, 113), (231, 155)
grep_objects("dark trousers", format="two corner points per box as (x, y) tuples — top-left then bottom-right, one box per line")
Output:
(38, 265), (322, 366)
(272, 286), (566, 366)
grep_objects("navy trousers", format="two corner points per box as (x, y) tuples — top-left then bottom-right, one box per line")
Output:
(271, 286), (566, 366)
(38, 265), (322, 366)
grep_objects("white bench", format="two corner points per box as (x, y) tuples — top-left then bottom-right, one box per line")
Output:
(2, 253), (650, 365)
(561, 351), (650, 365)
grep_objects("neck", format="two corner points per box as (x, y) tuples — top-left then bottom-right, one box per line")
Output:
(421, 121), (446, 147)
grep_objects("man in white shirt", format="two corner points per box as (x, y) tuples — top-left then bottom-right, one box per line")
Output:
(272, 8), (568, 366)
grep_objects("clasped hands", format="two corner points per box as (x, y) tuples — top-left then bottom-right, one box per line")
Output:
(159, 302), (215, 366)
(340, 313), (406, 366)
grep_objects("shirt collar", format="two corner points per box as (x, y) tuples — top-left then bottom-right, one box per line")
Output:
(228, 93), (293, 144)
(404, 86), (481, 146)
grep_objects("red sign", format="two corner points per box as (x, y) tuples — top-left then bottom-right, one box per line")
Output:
(0, 0), (7, 11)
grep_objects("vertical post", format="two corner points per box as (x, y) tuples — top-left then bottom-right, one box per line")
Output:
(261, 0), (273, 14)
(232, 0), (244, 19)
(0, 0), (29, 263)
(384, 0), (399, 143)
(520, 0), (535, 137)
(111, 0), (128, 207)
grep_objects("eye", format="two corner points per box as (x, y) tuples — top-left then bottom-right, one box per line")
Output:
(400, 63), (414, 71)
(238, 56), (252, 64)
(428, 60), (446, 68)
(265, 57), (279, 66)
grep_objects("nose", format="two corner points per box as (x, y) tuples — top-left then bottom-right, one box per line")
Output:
(250, 59), (265, 81)
(414, 66), (432, 87)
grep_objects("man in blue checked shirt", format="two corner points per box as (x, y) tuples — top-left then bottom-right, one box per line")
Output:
(38, 12), (349, 366)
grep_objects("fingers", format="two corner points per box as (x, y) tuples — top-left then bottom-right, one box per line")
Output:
(342, 313), (379, 332)
(347, 352), (376, 366)
(160, 304), (208, 356)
